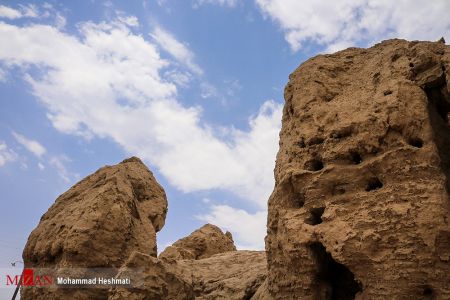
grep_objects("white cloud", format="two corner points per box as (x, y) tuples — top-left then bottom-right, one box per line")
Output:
(150, 26), (203, 75)
(19, 4), (39, 18)
(49, 155), (73, 183)
(12, 132), (46, 158)
(0, 4), (66, 29)
(0, 68), (6, 82)
(156, 0), (167, 7)
(255, 0), (450, 52)
(0, 4), (39, 19)
(200, 82), (218, 99)
(54, 13), (67, 29)
(197, 204), (266, 249)
(0, 142), (17, 166)
(164, 70), (191, 87)
(0, 5), (22, 19)
(0, 17), (281, 207)
(116, 11), (139, 27)
(38, 162), (45, 170)
(193, 0), (239, 8)
(0, 16), (282, 248)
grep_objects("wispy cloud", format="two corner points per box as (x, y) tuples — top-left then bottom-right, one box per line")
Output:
(0, 14), (282, 247)
(0, 4), (38, 19)
(0, 141), (17, 166)
(150, 26), (203, 75)
(0, 5), (22, 19)
(12, 132), (46, 158)
(116, 10), (139, 27)
(0, 3), (66, 29)
(193, 0), (239, 8)
(49, 155), (74, 183)
(0, 68), (6, 82)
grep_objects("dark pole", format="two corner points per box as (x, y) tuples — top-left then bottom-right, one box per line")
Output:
(11, 269), (22, 300)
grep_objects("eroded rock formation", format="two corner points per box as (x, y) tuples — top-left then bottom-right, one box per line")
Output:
(266, 39), (450, 299)
(22, 157), (266, 299)
(110, 250), (267, 300)
(176, 250), (266, 299)
(159, 223), (236, 260)
(22, 157), (168, 299)
(21, 38), (450, 300)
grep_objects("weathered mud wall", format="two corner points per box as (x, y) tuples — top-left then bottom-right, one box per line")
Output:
(266, 39), (450, 299)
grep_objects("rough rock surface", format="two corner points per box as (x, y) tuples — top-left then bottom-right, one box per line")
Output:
(266, 39), (450, 299)
(110, 250), (267, 300)
(176, 250), (267, 300)
(108, 251), (195, 300)
(21, 156), (266, 299)
(159, 223), (236, 260)
(22, 157), (168, 299)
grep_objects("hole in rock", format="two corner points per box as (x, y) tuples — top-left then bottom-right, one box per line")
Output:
(333, 185), (346, 195)
(424, 81), (450, 123)
(349, 151), (362, 164)
(422, 286), (436, 299)
(293, 192), (305, 208)
(409, 62), (414, 68)
(308, 137), (325, 146)
(297, 138), (306, 148)
(305, 207), (325, 225)
(309, 242), (362, 300)
(365, 177), (383, 191)
(330, 127), (353, 139)
(424, 73), (450, 193)
(305, 158), (324, 172)
(408, 137), (423, 148)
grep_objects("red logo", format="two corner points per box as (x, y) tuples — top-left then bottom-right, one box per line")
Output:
(6, 269), (53, 286)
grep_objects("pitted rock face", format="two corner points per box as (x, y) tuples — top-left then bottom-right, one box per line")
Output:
(266, 39), (450, 299)
(22, 157), (167, 299)
(159, 223), (237, 260)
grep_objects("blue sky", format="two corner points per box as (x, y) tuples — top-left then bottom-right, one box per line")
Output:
(0, 0), (449, 275)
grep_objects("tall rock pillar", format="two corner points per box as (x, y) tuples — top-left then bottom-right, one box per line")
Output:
(266, 39), (450, 299)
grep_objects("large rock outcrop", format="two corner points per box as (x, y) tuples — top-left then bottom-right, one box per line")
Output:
(22, 157), (168, 299)
(266, 39), (450, 299)
(159, 223), (236, 260)
(22, 157), (267, 300)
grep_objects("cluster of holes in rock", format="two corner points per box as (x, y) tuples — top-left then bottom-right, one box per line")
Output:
(309, 242), (362, 300)
(285, 65), (450, 300)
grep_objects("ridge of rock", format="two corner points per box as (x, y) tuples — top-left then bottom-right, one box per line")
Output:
(159, 223), (237, 260)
